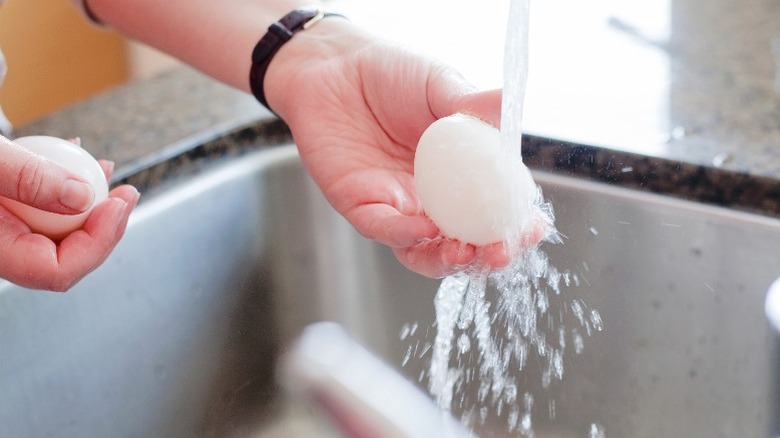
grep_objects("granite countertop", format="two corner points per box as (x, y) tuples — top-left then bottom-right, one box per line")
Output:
(15, 0), (780, 217)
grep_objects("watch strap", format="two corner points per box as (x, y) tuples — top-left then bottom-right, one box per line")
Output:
(249, 8), (345, 111)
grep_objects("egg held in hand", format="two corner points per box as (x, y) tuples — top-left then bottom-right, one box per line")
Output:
(413, 114), (537, 246)
(0, 136), (109, 240)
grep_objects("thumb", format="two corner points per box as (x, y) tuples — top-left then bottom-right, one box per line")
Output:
(427, 65), (503, 126)
(0, 136), (95, 214)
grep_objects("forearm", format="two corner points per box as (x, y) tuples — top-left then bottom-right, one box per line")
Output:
(85, 0), (323, 93)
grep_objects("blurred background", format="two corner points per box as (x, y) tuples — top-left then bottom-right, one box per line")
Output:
(0, 0), (179, 127)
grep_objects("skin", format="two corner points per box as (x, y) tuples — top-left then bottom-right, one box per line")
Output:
(86, 0), (544, 278)
(0, 0), (542, 290)
(0, 136), (139, 291)
(265, 21), (545, 276)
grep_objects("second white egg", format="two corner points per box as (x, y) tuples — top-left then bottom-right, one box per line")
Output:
(0, 136), (108, 240)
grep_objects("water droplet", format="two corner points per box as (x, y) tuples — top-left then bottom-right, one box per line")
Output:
(589, 422), (607, 438)
(711, 152), (732, 168)
(507, 406), (520, 432)
(401, 344), (413, 366)
(400, 324), (411, 340)
(573, 328), (585, 354)
(549, 399), (557, 420)
(457, 333), (471, 355)
(590, 309), (604, 331)
(571, 299), (586, 326)
(399, 321), (419, 340)
(669, 125), (688, 141)
(417, 342), (432, 358)
(552, 350), (564, 381)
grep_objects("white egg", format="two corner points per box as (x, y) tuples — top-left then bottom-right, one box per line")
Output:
(414, 114), (536, 246)
(0, 136), (109, 240)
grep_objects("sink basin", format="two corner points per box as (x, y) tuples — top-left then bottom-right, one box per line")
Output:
(1, 143), (778, 437)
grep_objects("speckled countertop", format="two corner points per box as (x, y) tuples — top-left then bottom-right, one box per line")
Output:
(14, 0), (780, 217)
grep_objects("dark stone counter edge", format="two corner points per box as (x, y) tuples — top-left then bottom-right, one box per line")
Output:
(522, 135), (780, 220)
(111, 117), (291, 195)
(112, 117), (780, 221)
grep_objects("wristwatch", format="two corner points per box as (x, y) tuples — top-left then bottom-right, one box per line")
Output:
(249, 8), (345, 110)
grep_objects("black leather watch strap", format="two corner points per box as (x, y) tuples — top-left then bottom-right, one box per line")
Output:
(249, 8), (344, 111)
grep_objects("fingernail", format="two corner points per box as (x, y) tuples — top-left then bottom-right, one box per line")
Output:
(59, 179), (95, 212)
(103, 160), (115, 176)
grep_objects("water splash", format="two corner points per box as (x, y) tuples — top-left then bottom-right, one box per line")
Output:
(422, 220), (602, 432)
(428, 274), (469, 410)
(410, 0), (603, 435)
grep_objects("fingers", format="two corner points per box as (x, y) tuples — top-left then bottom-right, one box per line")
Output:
(0, 136), (95, 215)
(345, 201), (513, 278)
(393, 239), (477, 279)
(391, 216), (548, 279)
(98, 159), (116, 181)
(426, 65), (502, 126)
(54, 185), (139, 290)
(456, 88), (503, 127)
(393, 239), (517, 279)
(345, 203), (438, 248)
(0, 185), (139, 291)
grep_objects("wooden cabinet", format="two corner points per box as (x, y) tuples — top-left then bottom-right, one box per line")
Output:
(0, 0), (128, 127)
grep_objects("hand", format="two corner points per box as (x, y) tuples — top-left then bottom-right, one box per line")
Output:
(266, 20), (544, 278)
(0, 136), (139, 291)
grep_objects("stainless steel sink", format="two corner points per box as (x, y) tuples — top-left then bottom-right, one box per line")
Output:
(1, 143), (778, 437)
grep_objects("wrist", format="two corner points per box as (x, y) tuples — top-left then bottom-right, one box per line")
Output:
(249, 8), (347, 110)
(260, 15), (370, 118)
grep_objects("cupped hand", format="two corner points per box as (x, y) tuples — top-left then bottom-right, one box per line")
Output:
(0, 136), (139, 291)
(266, 20), (544, 278)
